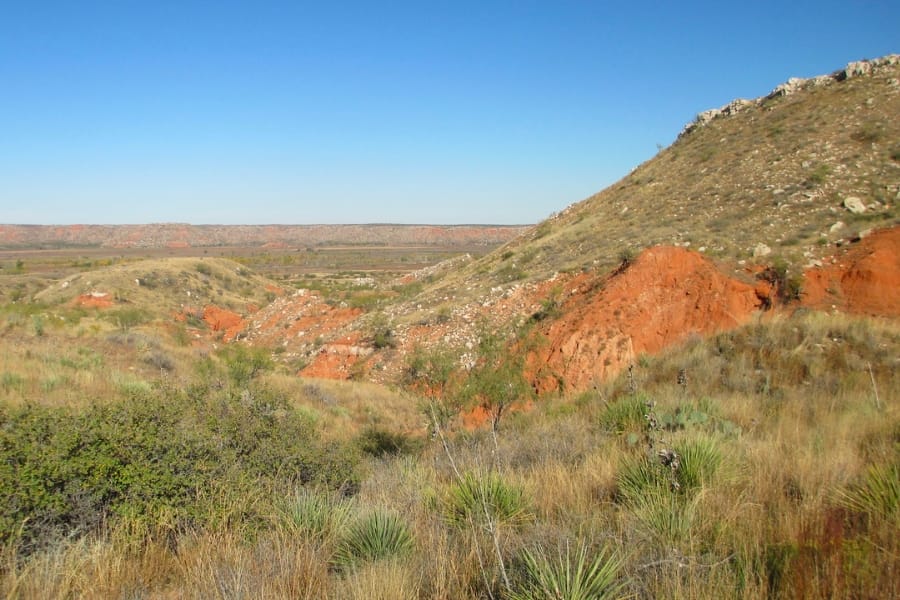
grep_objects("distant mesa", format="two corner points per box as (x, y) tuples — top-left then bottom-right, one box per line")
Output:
(0, 223), (529, 249)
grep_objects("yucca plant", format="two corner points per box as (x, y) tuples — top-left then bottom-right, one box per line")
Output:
(617, 436), (723, 502)
(508, 541), (627, 600)
(838, 463), (900, 522)
(673, 436), (723, 492)
(443, 471), (531, 528)
(333, 510), (414, 568)
(280, 487), (354, 543)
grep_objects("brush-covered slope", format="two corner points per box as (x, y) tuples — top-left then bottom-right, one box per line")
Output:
(272, 56), (900, 389)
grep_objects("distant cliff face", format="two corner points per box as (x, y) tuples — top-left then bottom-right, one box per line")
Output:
(0, 223), (529, 249)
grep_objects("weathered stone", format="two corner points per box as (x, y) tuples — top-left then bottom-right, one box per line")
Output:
(753, 243), (772, 258)
(829, 221), (846, 233)
(768, 77), (805, 98)
(843, 197), (867, 214)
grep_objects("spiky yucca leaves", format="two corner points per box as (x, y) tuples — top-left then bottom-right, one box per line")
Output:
(443, 471), (532, 528)
(838, 463), (900, 522)
(616, 436), (722, 543)
(673, 437), (723, 492)
(333, 511), (414, 568)
(508, 541), (627, 600)
(617, 436), (723, 500)
(279, 488), (354, 543)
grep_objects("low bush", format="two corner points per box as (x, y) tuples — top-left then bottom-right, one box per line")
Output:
(0, 382), (360, 553)
(356, 426), (421, 458)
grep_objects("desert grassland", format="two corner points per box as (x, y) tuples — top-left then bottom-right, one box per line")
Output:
(1, 310), (897, 599)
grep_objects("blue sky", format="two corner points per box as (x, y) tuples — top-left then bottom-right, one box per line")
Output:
(1, 1), (897, 225)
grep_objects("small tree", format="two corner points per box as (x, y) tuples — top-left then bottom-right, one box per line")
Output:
(405, 345), (462, 434)
(462, 323), (534, 433)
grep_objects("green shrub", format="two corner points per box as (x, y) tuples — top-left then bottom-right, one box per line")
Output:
(31, 315), (45, 337)
(509, 542), (627, 600)
(218, 345), (273, 386)
(356, 426), (420, 458)
(0, 382), (360, 553)
(106, 307), (151, 331)
(890, 145), (900, 162)
(804, 164), (830, 187)
(1, 372), (25, 393)
(333, 510), (413, 567)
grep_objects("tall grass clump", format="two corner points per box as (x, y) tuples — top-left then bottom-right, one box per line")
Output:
(279, 487), (355, 543)
(598, 394), (647, 434)
(508, 542), (627, 600)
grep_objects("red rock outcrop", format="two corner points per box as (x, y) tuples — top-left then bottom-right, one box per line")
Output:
(203, 306), (245, 340)
(530, 246), (766, 393)
(73, 292), (114, 309)
(802, 228), (900, 317)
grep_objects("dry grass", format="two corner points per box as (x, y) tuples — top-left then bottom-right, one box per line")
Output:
(2, 305), (898, 600)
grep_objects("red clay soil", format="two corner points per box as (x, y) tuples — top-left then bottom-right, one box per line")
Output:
(73, 292), (114, 309)
(230, 289), (365, 379)
(529, 246), (766, 394)
(802, 227), (900, 317)
(299, 332), (371, 379)
(203, 306), (245, 340)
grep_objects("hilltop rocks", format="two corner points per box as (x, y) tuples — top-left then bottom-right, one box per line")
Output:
(836, 55), (900, 80)
(768, 77), (806, 98)
(679, 54), (900, 139)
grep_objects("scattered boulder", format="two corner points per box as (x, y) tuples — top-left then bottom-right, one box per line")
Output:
(753, 243), (772, 258)
(843, 196), (867, 214)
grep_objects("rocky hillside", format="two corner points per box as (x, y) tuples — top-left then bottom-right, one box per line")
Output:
(225, 55), (900, 393)
(0, 223), (528, 249)
(426, 55), (899, 303)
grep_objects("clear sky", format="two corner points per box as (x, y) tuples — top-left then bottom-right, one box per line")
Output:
(1, 1), (897, 225)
